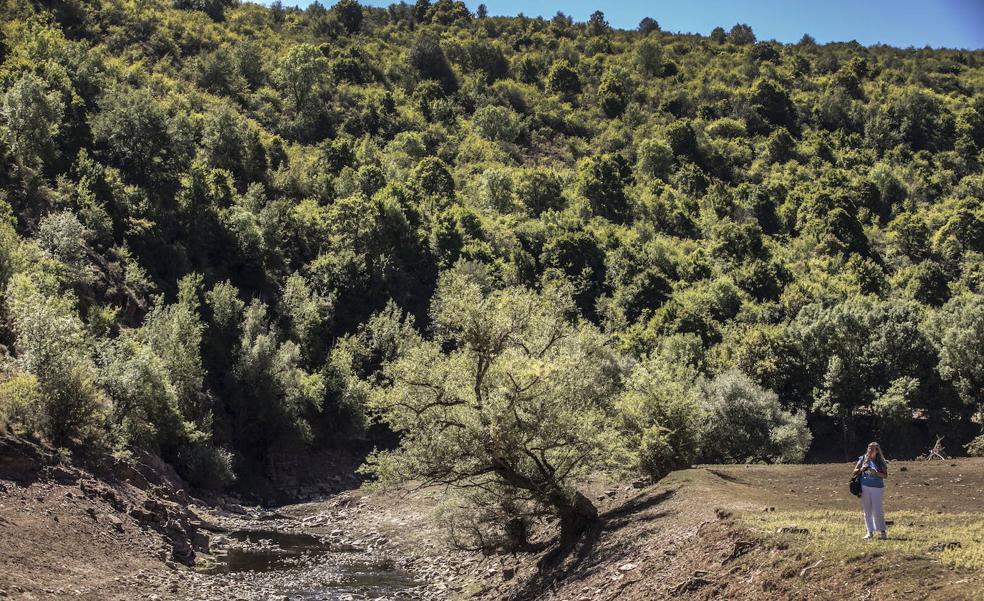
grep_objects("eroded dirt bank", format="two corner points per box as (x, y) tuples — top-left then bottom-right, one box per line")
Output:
(2, 435), (982, 601)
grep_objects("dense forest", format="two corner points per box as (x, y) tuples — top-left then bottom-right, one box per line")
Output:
(1, 0), (983, 546)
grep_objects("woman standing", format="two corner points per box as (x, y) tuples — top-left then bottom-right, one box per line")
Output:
(853, 442), (889, 539)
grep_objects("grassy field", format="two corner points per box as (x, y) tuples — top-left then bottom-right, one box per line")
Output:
(740, 508), (984, 600)
(719, 459), (984, 600)
(747, 509), (984, 570)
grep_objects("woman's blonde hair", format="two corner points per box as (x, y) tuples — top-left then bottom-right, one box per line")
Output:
(867, 441), (886, 464)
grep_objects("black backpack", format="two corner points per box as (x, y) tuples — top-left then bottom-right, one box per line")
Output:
(849, 471), (862, 497)
(849, 458), (863, 497)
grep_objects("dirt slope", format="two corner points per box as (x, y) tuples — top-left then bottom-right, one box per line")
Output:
(2, 433), (982, 601)
(0, 436), (217, 600)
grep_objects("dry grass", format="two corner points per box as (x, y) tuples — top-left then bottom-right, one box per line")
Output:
(711, 461), (984, 600)
(746, 509), (984, 570)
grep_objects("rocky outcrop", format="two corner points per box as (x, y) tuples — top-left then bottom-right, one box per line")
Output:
(126, 494), (211, 566)
(1, 435), (209, 568)
(0, 436), (57, 481)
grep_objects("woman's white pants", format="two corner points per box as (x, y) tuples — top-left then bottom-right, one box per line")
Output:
(861, 485), (886, 533)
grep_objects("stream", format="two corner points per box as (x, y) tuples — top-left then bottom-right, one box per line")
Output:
(199, 529), (421, 600)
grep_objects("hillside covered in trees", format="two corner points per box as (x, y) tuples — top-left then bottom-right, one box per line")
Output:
(1, 0), (983, 545)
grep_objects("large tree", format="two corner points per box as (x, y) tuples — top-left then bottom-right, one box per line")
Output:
(363, 267), (621, 546)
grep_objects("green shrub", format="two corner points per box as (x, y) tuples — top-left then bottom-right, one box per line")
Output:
(966, 435), (984, 457)
(100, 336), (186, 451)
(637, 138), (673, 180)
(1, 72), (64, 170)
(546, 60), (581, 98)
(616, 356), (704, 479)
(636, 39), (663, 77)
(7, 274), (107, 445)
(637, 426), (679, 479)
(699, 369), (811, 463)
(0, 373), (43, 436)
(364, 269), (619, 546)
(179, 441), (236, 489)
(472, 105), (522, 143)
(514, 168), (564, 216)
(706, 118), (746, 139)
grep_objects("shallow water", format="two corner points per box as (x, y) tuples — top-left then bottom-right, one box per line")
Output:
(202, 529), (420, 599)
(296, 561), (422, 600)
(203, 530), (333, 574)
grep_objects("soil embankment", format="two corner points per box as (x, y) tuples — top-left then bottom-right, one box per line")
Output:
(2, 435), (982, 600)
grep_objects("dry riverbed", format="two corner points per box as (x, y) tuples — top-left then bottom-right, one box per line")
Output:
(0, 444), (531, 601)
(3, 435), (983, 601)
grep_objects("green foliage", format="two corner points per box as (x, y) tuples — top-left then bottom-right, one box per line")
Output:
(750, 79), (798, 133)
(191, 48), (247, 97)
(638, 17), (660, 34)
(458, 38), (509, 84)
(966, 435), (984, 458)
(90, 88), (188, 186)
(615, 351), (704, 479)
(100, 334), (185, 450)
(706, 118), (746, 140)
(926, 294), (984, 410)
(409, 34), (457, 93)
(1, 72), (64, 171)
(598, 69), (629, 118)
(0, 373), (43, 436)
(178, 441), (236, 489)
(866, 90), (955, 153)
(728, 23), (756, 45)
(228, 300), (325, 454)
(0, 0), (981, 502)
(790, 295), (957, 448)
(664, 120), (700, 161)
(699, 370), (811, 464)
(540, 230), (605, 317)
(332, 0), (364, 34)
(140, 275), (207, 418)
(476, 169), (514, 213)
(514, 168), (564, 216)
(173, 0), (233, 21)
(546, 60), (581, 99)
(36, 211), (91, 283)
(0, 200), (19, 288)
(364, 268), (619, 544)
(587, 10), (610, 36)
(872, 376), (919, 438)
(274, 43), (331, 114)
(280, 272), (333, 364)
(748, 42), (781, 64)
(765, 128), (796, 163)
(200, 106), (267, 184)
(472, 105), (522, 143)
(7, 273), (106, 445)
(636, 139), (673, 181)
(576, 153), (631, 223)
(410, 156), (456, 213)
(635, 39), (663, 78)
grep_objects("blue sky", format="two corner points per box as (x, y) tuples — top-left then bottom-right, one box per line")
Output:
(275, 0), (984, 49)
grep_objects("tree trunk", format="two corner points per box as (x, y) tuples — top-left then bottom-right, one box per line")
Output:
(486, 456), (598, 549)
(504, 516), (530, 551)
(842, 410), (853, 461)
(556, 490), (598, 548)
